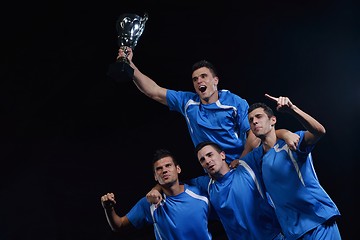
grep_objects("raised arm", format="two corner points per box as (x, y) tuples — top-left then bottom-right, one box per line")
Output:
(100, 193), (131, 232)
(118, 47), (168, 105)
(265, 94), (326, 145)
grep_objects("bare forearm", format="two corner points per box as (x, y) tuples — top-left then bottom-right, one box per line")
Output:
(290, 106), (325, 137)
(275, 129), (300, 150)
(264, 94), (325, 145)
(275, 129), (291, 139)
(130, 63), (158, 95)
(240, 131), (260, 158)
(129, 60), (167, 105)
(104, 208), (129, 231)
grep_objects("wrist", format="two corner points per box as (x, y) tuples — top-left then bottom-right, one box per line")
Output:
(104, 206), (114, 212)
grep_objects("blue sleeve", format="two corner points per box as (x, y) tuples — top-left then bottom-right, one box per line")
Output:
(296, 130), (316, 157)
(186, 180), (219, 221)
(187, 175), (211, 194)
(240, 146), (263, 173)
(235, 95), (250, 134)
(166, 89), (196, 114)
(126, 197), (153, 229)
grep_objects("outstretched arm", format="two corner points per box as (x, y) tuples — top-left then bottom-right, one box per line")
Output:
(118, 47), (168, 105)
(265, 94), (326, 145)
(100, 193), (131, 232)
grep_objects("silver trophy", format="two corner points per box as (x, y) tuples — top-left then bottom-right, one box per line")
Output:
(108, 13), (148, 80)
(116, 13), (148, 64)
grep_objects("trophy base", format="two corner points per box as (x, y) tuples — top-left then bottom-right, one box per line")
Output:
(107, 61), (134, 82)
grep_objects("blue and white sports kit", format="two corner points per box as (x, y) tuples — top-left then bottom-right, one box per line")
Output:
(167, 89), (250, 164)
(189, 163), (284, 240)
(126, 184), (212, 240)
(243, 131), (341, 240)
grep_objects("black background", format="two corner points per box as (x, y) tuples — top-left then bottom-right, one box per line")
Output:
(1, 1), (358, 239)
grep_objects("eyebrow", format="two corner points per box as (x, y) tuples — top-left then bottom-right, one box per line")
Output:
(192, 73), (208, 81)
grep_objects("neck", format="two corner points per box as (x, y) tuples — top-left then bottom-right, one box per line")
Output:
(162, 182), (184, 196)
(201, 90), (218, 104)
(212, 164), (230, 180)
(261, 130), (277, 153)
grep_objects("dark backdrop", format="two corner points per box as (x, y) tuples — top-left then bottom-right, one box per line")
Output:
(1, 1), (358, 239)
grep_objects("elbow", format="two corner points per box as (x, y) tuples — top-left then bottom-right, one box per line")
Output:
(316, 125), (326, 138)
(321, 127), (326, 135)
(320, 129), (326, 137)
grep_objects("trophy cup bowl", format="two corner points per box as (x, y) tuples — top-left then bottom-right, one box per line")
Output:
(107, 13), (148, 81)
(116, 13), (148, 63)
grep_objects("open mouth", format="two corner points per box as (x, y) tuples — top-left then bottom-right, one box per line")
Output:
(199, 85), (207, 92)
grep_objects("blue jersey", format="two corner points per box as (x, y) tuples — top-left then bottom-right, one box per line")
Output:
(189, 163), (283, 240)
(244, 131), (341, 240)
(126, 184), (212, 240)
(166, 89), (250, 164)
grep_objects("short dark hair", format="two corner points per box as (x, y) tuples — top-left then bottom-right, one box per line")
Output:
(152, 149), (179, 170)
(192, 60), (218, 77)
(248, 102), (275, 117)
(195, 141), (222, 156)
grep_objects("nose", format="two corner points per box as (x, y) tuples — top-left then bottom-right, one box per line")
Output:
(203, 156), (212, 165)
(251, 117), (258, 124)
(194, 78), (201, 85)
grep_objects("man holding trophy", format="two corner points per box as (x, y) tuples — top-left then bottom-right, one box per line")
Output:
(110, 12), (298, 168)
(115, 48), (299, 168)
(108, 14), (266, 164)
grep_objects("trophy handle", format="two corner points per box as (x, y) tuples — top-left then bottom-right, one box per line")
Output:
(141, 13), (149, 24)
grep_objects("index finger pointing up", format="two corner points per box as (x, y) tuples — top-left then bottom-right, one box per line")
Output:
(265, 93), (278, 102)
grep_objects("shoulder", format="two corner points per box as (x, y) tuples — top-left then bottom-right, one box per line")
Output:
(184, 184), (210, 204)
(187, 176), (211, 192)
(132, 196), (151, 209)
(167, 89), (197, 98)
(219, 89), (245, 99)
(185, 184), (202, 194)
(242, 145), (263, 161)
(219, 89), (248, 106)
